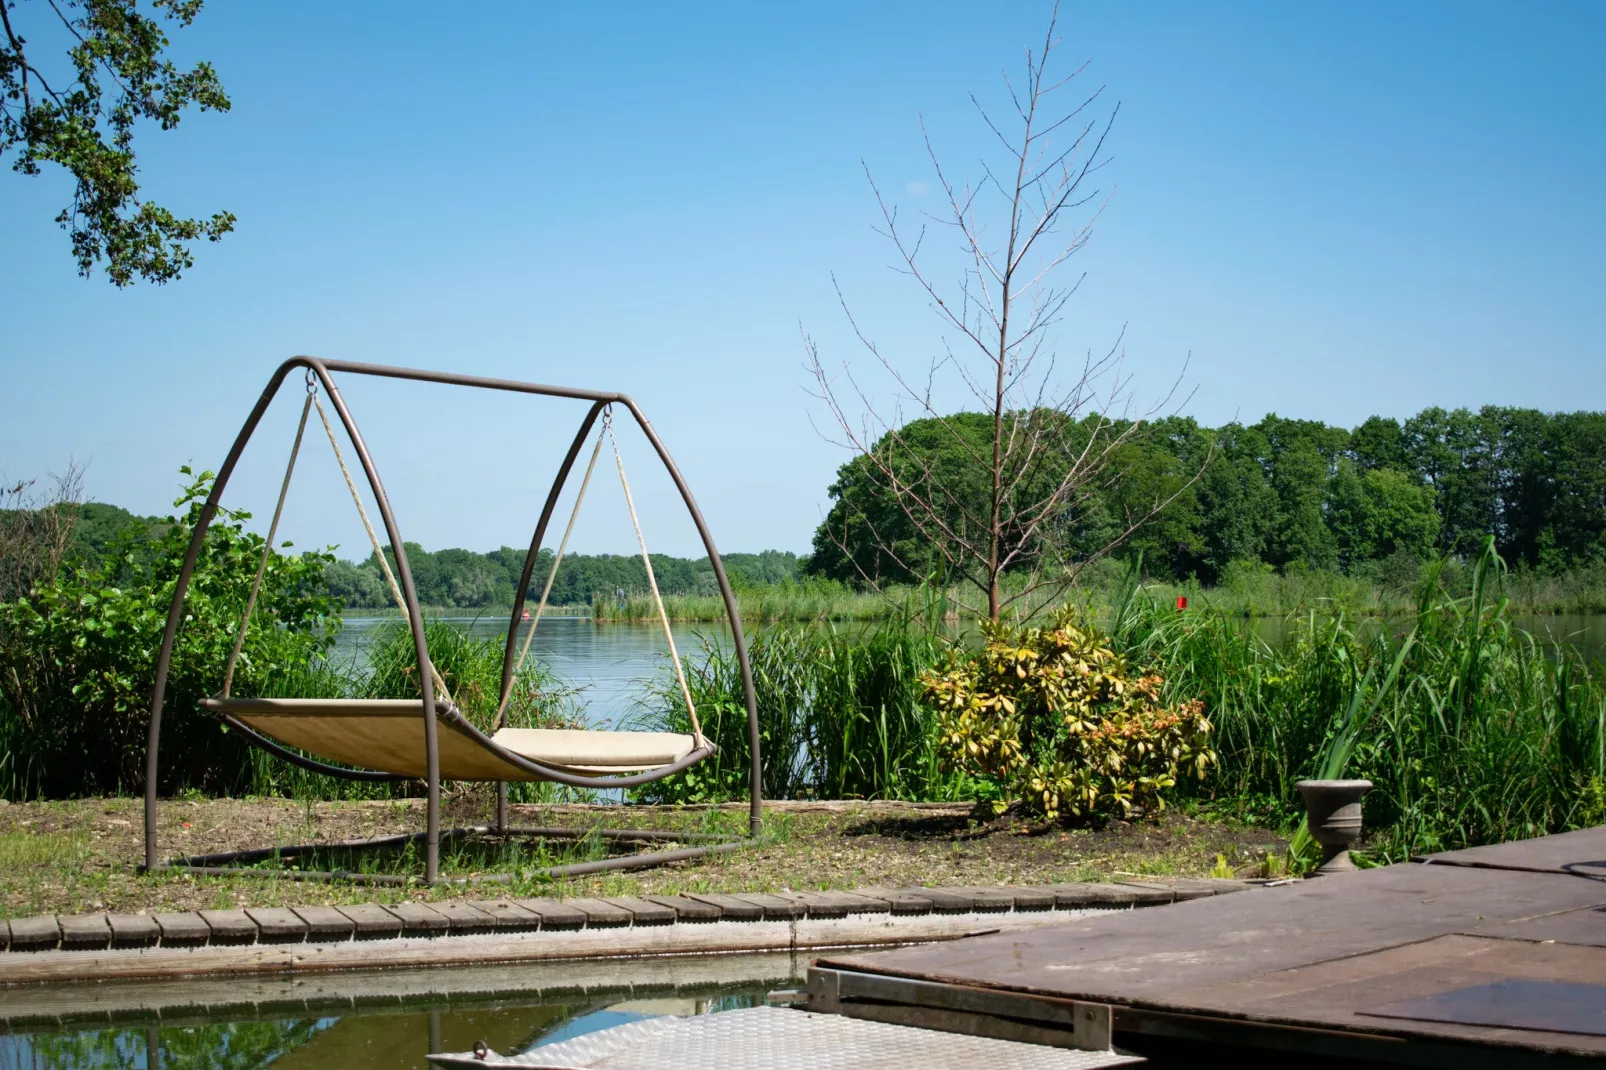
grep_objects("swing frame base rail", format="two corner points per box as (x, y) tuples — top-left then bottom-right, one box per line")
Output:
(143, 826), (757, 887)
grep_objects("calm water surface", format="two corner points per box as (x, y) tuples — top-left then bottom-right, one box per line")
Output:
(334, 616), (732, 730)
(0, 980), (775, 1069)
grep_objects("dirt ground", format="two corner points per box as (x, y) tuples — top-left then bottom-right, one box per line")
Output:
(0, 794), (1288, 918)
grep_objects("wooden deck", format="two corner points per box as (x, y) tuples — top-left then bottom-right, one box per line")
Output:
(811, 827), (1606, 1067)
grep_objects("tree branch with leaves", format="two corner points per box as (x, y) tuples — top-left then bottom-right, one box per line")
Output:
(1, 0), (233, 285)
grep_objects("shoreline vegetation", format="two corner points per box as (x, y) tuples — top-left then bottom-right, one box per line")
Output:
(1, 467), (1604, 896)
(348, 560), (1606, 625)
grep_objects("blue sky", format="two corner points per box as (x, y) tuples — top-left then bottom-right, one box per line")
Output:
(2, 1), (1602, 559)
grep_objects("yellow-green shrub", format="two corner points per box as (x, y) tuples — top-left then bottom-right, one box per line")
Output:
(922, 606), (1215, 819)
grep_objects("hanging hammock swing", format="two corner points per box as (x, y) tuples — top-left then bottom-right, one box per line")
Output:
(142, 357), (762, 885)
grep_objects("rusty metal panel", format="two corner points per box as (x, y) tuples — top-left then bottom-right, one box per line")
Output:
(1362, 979), (1606, 1037)
(1418, 824), (1606, 877)
(818, 864), (1606, 1004)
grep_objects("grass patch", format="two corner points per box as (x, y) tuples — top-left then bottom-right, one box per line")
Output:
(0, 796), (1283, 918)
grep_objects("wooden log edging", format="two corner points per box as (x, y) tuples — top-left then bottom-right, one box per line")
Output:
(0, 879), (1248, 986)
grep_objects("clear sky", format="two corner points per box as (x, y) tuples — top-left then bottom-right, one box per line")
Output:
(2, 1), (1602, 560)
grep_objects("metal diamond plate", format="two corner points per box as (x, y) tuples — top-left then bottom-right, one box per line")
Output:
(428, 1006), (1142, 1069)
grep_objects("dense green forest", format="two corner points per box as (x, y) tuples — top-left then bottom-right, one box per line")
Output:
(807, 405), (1606, 587)
(25, 404), (1605, 611)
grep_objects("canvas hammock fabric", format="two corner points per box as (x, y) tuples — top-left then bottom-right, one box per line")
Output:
(207, 381), (707, 781)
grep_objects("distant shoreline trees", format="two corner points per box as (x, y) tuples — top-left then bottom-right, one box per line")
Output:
(14, 401), (1603, 613)
(807, 405), (1606, 588)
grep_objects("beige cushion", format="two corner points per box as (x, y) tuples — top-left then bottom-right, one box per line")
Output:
(201, 697), (695, 781)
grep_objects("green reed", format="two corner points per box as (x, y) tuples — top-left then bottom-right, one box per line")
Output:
(1113, 540), (1606, 860)
(631, 589), (964, 803)
(249, 618), (584, 803)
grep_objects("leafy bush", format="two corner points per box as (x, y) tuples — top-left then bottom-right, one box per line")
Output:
(0, 469), (338, 797)
(923, 606), (1216, 820)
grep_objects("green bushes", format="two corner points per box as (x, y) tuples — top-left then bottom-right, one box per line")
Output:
(0, 470), (337, 798)
(922, 607), (1215, 819)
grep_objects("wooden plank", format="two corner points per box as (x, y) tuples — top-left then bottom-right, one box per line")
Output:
(686, 892), (765, 920)
(853, 888), (936, 915)
(9, 916), (61, 951)
(107, 914), (160, 949)
(58, 914), (112, 950)
(199, 909), (259, 945)
(513, 898), (586, 930)
(385, 902), (449, 935)
(600, 896), (675, 925)
(292, 905), (356, 941)
(154, 912), (209, 948)
(818, 864), (1606, 1008)
(1418, 824), (1606, 877)
(470, 900), (542, 932)
(562, 897), (634, 927)
(337, 903), (404, 940)
(1160, 933), (1606, 1055)
(1119, 878), (1246, 901)
(729, 893), (806, 919)
(1474, 905), (1606, 948)
(998, 886), (1058, 911)
(772, 891), (891, 918)
(244, 907), (308, 944)
(947, 888), (1022, 913)
(1045, 883), (1170, 908)
(900, 888), (981, 914)
(643, 895), (722, 922)
(431, 901), (497, 934)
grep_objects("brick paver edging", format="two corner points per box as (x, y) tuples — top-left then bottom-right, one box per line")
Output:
(0, 879), (1246, 955)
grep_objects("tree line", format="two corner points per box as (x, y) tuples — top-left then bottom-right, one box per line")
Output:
(806, 406), (1606, 587)
(324, 546), (804, 610)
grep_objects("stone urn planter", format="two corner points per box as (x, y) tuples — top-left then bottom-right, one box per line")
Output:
(1296, 779), (1372, 873)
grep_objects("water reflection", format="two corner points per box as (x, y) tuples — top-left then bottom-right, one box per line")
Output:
(0, 988), (768, 1070)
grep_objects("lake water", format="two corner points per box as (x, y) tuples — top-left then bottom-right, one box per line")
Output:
(334, 615), (732, 730)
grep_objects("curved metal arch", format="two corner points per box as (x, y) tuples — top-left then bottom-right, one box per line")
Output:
(145, 356), (765, 885)
(143, 356), (447, 879)
(497, 399), (607, 709)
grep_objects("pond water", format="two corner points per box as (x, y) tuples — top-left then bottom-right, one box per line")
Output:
(0, 965), (787, 1070)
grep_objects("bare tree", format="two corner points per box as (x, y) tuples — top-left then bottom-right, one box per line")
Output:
(0, 462), (85, 603)
(808, 4), (1204, 621)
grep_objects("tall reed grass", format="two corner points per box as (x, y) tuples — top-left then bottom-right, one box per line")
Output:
(1112, 541), (1606, 860)
(631, 593), (968, 803)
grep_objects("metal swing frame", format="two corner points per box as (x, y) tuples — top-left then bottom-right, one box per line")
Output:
(142, 356), (763, 885)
